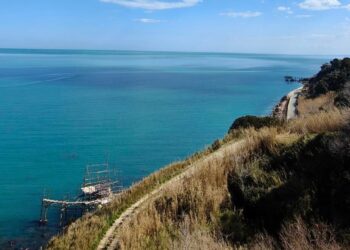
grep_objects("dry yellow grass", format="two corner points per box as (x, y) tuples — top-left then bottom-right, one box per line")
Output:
(298, 91), (335, 115)
(250, 218), (341, 250)
(294, 90), (350, 135)
(280, 218), (341, 250)
(297, 92), (336, 116)
(288, 108), (349, 134)
(170, 219), (232, 250)
(117, 154), (233, 249)
(116, 127), (286, 250)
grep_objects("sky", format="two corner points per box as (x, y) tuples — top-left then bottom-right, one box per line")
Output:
(0, 0), (350, 55)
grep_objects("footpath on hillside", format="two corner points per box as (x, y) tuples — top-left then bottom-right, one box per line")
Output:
(97, 140), (245, 250)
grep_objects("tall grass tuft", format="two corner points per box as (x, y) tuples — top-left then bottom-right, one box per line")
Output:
(297, 92), (336, 116)
(288, 108), (349, 134)
(251, 218), (341, 250)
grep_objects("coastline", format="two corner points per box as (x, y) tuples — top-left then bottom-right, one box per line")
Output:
(47, 87), (306, 249)
(0, 51), (324, 250)
(273, 85), (303, 120)
(90, 58), (350, 250)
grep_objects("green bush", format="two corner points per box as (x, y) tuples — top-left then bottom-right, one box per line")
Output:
(228, 115), (280, 133)
(307, 58), (350, 97)
(334, 82), (350, 107)
(220, 209), (251, 243)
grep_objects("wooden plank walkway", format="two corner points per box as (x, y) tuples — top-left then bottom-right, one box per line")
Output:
(42, 198), (110, 206)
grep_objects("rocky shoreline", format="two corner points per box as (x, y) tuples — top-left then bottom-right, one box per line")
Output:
(272, 95), (289, 120)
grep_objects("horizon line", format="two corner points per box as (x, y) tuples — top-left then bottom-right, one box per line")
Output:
(0, 47), (346, 58)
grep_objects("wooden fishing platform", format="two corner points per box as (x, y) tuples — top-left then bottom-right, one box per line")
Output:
(42, 197), (111, 206)
(39, 163), (122, 225)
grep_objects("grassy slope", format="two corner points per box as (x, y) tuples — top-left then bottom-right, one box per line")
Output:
(48, 58), (350, 250)
(48, 105), (349, 249)
(47, 131), (240, 249)
(116, 108), (349, 250)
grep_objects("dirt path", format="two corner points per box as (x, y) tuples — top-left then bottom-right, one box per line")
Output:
(97, 140), (244, 250)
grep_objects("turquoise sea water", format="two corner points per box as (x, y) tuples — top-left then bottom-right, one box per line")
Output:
(0, 49), (330, 248)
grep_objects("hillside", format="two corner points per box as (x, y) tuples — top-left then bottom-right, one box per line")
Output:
(47, 58), (350, 250)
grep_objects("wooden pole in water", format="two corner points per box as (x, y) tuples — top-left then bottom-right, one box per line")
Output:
(39, 189), (49, 225)
(39, 201), (48, 225)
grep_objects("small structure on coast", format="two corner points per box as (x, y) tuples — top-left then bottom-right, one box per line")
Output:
(39, 163), (122, 226)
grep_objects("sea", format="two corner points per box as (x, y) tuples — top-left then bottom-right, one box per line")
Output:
(0, 49), (331, 248)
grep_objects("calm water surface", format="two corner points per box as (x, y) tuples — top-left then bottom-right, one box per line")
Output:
(0, 49), (330, 248)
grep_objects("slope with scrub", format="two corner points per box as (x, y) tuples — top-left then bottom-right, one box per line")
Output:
(47, 58), (350, 250)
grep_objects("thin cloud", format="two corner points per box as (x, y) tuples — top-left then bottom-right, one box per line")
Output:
(295, 14), (313, 18)
(299, 0), (341, 10)
(277, 6), (294, 14)
(220, 11), (262, 18)
(135, 18), (163, 23)
(100, 0), (201, 10)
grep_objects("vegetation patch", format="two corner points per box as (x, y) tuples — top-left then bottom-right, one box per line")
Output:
(307, 58), (350, 97)
(304, 58), (350, 108)
(228, 115), (281, 132)
(227, 132), (350, 245)
(297, 91), (336, 116)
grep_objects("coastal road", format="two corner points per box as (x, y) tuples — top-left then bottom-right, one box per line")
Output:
(287, 87), (302, 120)
(97, 139), (245, 250)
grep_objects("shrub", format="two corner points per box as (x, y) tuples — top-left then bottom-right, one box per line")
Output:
(227, 132), (350, 237)
(335, 93), (350, 107)
(334, 82), (350, 107)
(228, 116), (280, 133)
(220, 210), (251, 243)
(307, 58), (350, 97)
